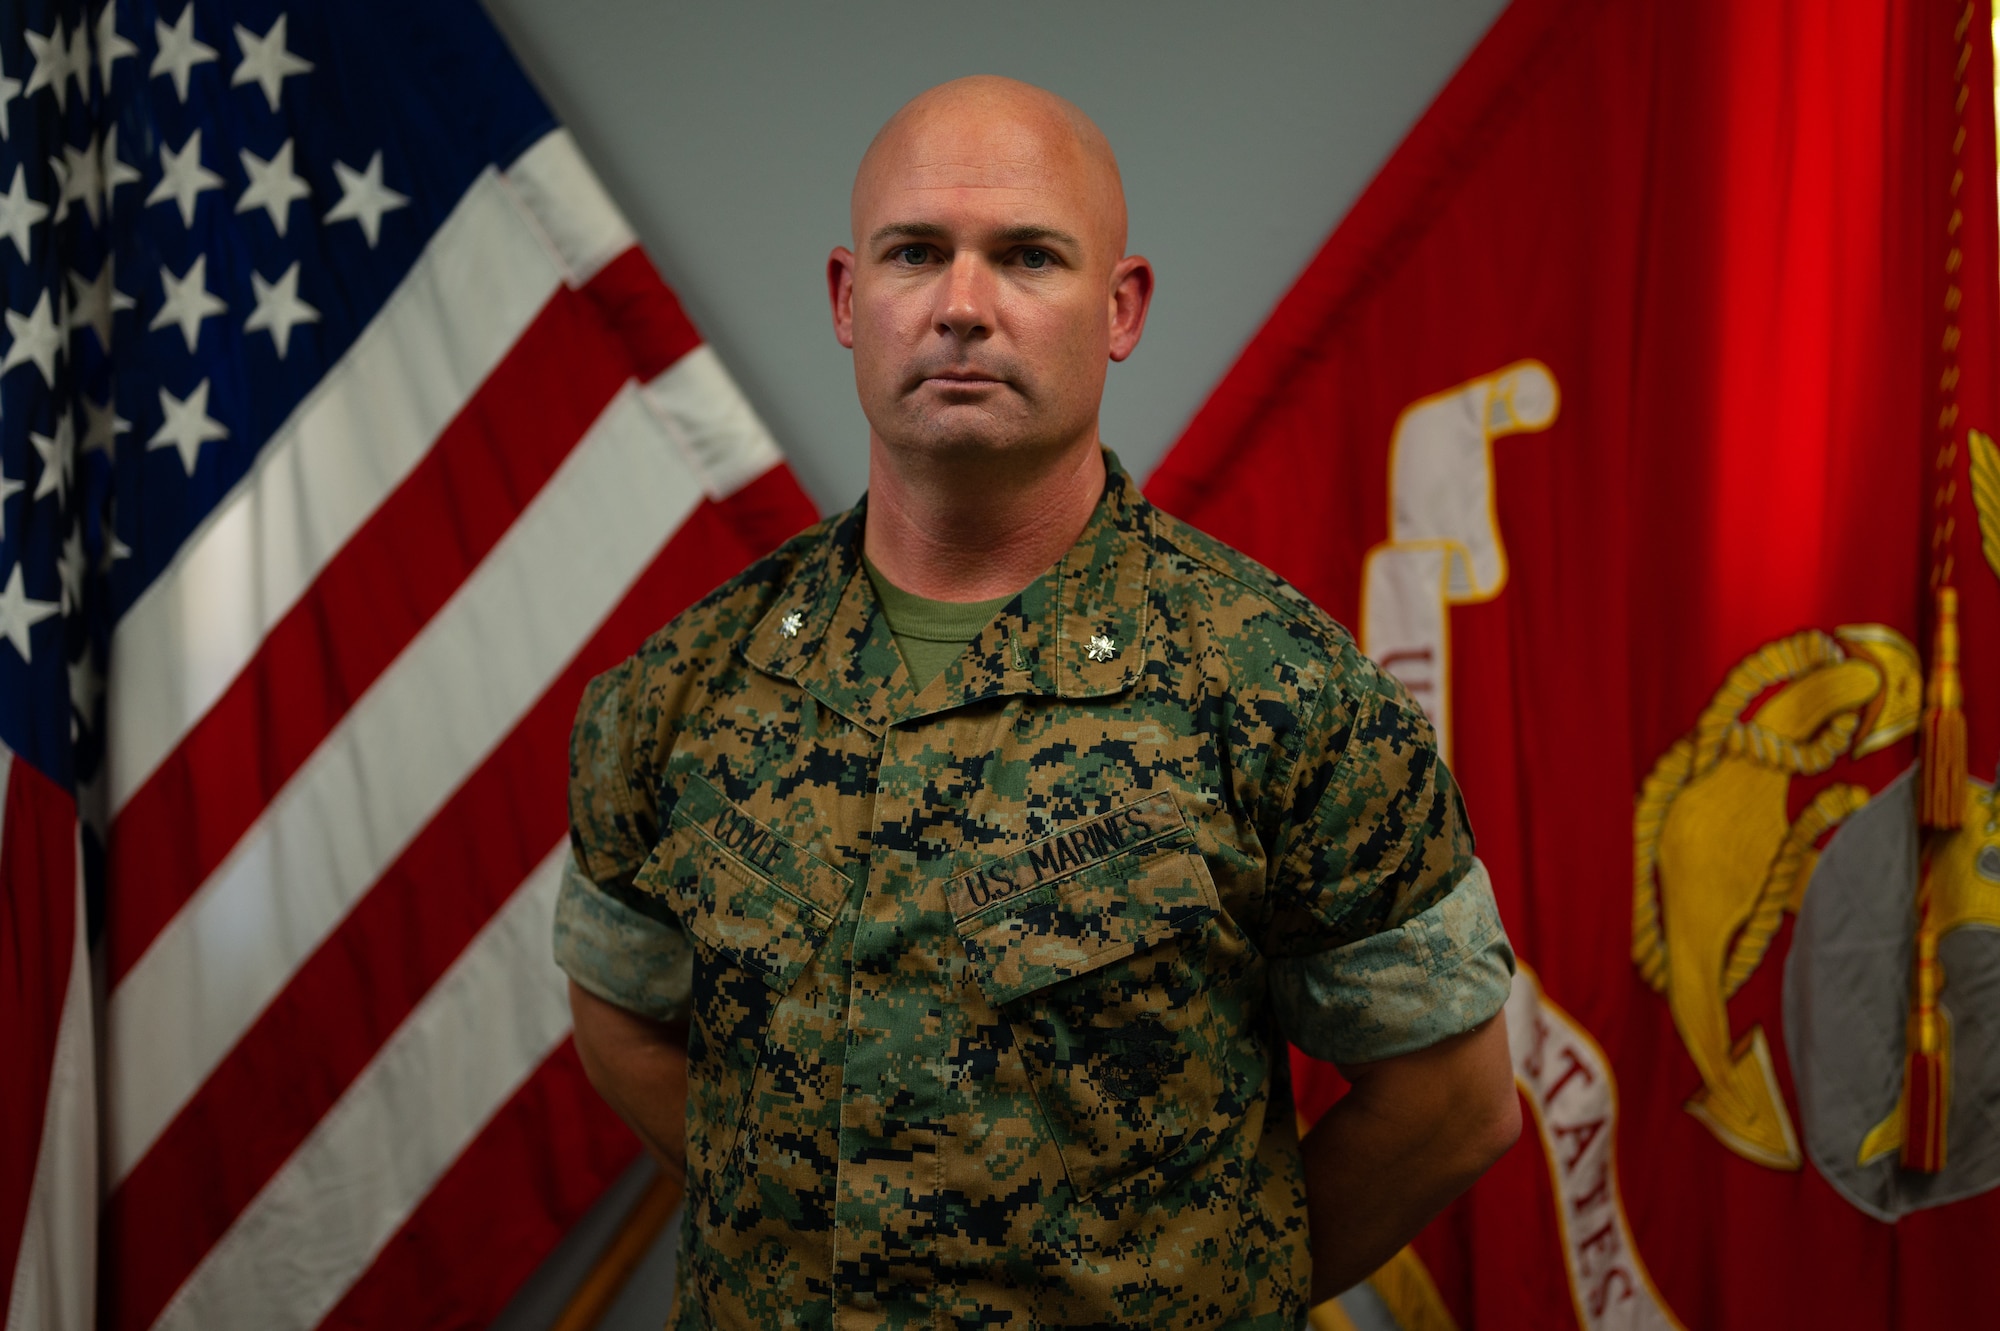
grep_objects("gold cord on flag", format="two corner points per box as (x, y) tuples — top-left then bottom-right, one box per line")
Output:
(1900, 0), (1984, 1174)
(1920, 1), (1973, 835)
(1920, 589), (1966, 829)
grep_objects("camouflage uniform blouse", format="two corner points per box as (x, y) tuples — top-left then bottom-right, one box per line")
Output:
(557, 455), (1513, 1330)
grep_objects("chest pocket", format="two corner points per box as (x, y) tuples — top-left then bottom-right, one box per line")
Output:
(635, 775), (852, 1191)
(949, 792), (1260, 1200)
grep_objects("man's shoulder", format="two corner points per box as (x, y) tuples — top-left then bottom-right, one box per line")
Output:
(640, 511), (843, 663)
(580, 510), (843, 725)
(1145, 502), (1377, 694)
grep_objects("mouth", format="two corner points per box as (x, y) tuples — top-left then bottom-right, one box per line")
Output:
(920, 370), (1006, 389)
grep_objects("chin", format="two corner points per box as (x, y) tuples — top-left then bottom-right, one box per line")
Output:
(900, 407), (1031, 455)
(868, 399), (1086, 462)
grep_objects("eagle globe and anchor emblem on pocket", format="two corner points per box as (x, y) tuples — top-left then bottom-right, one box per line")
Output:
(1095, 1017), (1177, 1100)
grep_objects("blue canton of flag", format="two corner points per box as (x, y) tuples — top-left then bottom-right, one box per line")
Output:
(1, 0), (550, 800)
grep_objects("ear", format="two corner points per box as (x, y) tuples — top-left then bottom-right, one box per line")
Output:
(828, 247), (858, 349)
(1107, 254), (1154, 363)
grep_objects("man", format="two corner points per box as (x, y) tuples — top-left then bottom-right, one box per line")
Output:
(556, 76), (1519, 1329)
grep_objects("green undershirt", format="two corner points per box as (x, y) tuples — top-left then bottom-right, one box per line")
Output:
(863, 557), (1012, 691)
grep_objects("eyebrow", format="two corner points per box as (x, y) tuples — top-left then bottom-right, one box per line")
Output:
(868, 221), (1082, 250)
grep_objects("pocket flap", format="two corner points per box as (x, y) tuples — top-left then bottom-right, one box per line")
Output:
(949, 793), (1218, 1005)
(636, 776), (850, 993)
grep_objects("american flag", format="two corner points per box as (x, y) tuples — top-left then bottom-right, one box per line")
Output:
(0, 1), (816, 1325)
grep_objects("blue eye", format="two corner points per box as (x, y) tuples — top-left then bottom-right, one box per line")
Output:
(1021, 248), (1049, 269)
(897, 245), (929, 265)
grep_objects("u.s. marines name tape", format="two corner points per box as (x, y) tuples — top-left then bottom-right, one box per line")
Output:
(946, 792), (1185, 920)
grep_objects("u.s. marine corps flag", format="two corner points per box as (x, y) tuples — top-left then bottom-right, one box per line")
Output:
(1150, 0), (2000, 1326)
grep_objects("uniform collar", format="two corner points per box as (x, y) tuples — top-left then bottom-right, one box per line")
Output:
(741, 450), (1155, 734)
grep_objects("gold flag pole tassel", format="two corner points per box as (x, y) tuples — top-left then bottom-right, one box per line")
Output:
(1920, 585), (1966, 830)
(1900, 888), (1951, 1173)
(1856, 870), (1956, 1173)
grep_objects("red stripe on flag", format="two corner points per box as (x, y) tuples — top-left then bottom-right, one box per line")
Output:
(583, 247), (703, 383)
(101, 472), (812, 1331)
(319, 1043), (638, 1331)
(0, 758), (79, 1297)
(106, 254), (697, 987)
(693, 453), (820, 560)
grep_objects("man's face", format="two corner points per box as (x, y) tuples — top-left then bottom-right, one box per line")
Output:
(830, 99), (1146, 462)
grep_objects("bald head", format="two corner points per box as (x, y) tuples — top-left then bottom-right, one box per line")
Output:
(852, 76), (1128, 260)
(827, 75), (1154, 508)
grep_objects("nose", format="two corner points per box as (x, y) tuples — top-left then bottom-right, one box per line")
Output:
(934, 251), (995, 341)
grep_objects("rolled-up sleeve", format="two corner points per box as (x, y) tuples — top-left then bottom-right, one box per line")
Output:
(554, 850), (694, 1022)
(1262, 647), (1513, 1062)
(556, 658), (693, 1022)
(1269, 859), (1514, 1064)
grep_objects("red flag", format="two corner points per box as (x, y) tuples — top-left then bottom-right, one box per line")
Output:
(1150, 0), (2000, 1326)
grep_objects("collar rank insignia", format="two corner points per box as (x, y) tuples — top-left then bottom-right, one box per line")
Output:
(1085, 633), (1118, 662)
(779, 610), (804, 639)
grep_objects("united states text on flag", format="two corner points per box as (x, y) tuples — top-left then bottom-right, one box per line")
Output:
(0, 1), (817, 1325)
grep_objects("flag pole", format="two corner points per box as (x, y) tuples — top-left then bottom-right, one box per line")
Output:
(549, 1169), (684, 1331)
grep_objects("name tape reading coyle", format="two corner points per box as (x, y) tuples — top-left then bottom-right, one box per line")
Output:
(704, 804), (789, 878)
(949, 795), (1185, 917)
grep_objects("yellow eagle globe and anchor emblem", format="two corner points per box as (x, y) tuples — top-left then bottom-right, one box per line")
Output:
(1633, 625), (1923, 1168)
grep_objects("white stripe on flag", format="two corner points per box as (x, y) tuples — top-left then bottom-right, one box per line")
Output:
(501, 129), (637, 285)
(107, 129), (630, 816)
(643, 344), (784, 500)
(106, 380), (705, 1181)
(151, 843), (573, 1331)
(4, 811), (96, 1331)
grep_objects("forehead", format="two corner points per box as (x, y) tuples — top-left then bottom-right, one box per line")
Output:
(856, 111), (1101, 231)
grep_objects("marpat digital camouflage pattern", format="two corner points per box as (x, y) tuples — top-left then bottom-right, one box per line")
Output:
(557, 454), (1514, 1329)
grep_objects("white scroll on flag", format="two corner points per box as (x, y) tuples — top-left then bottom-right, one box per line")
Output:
(1360, 360), (1558, 761)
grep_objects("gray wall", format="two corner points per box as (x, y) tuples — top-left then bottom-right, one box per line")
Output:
(479, 0), (1507, 515)
(476, 3), (1506, 1326)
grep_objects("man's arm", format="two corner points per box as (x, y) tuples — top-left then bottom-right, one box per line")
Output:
(1298, 1011), (1520, 1302)
(568, 979), (691, 1173)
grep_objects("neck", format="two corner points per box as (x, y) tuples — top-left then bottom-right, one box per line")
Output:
(862, 434), (1107, 601)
